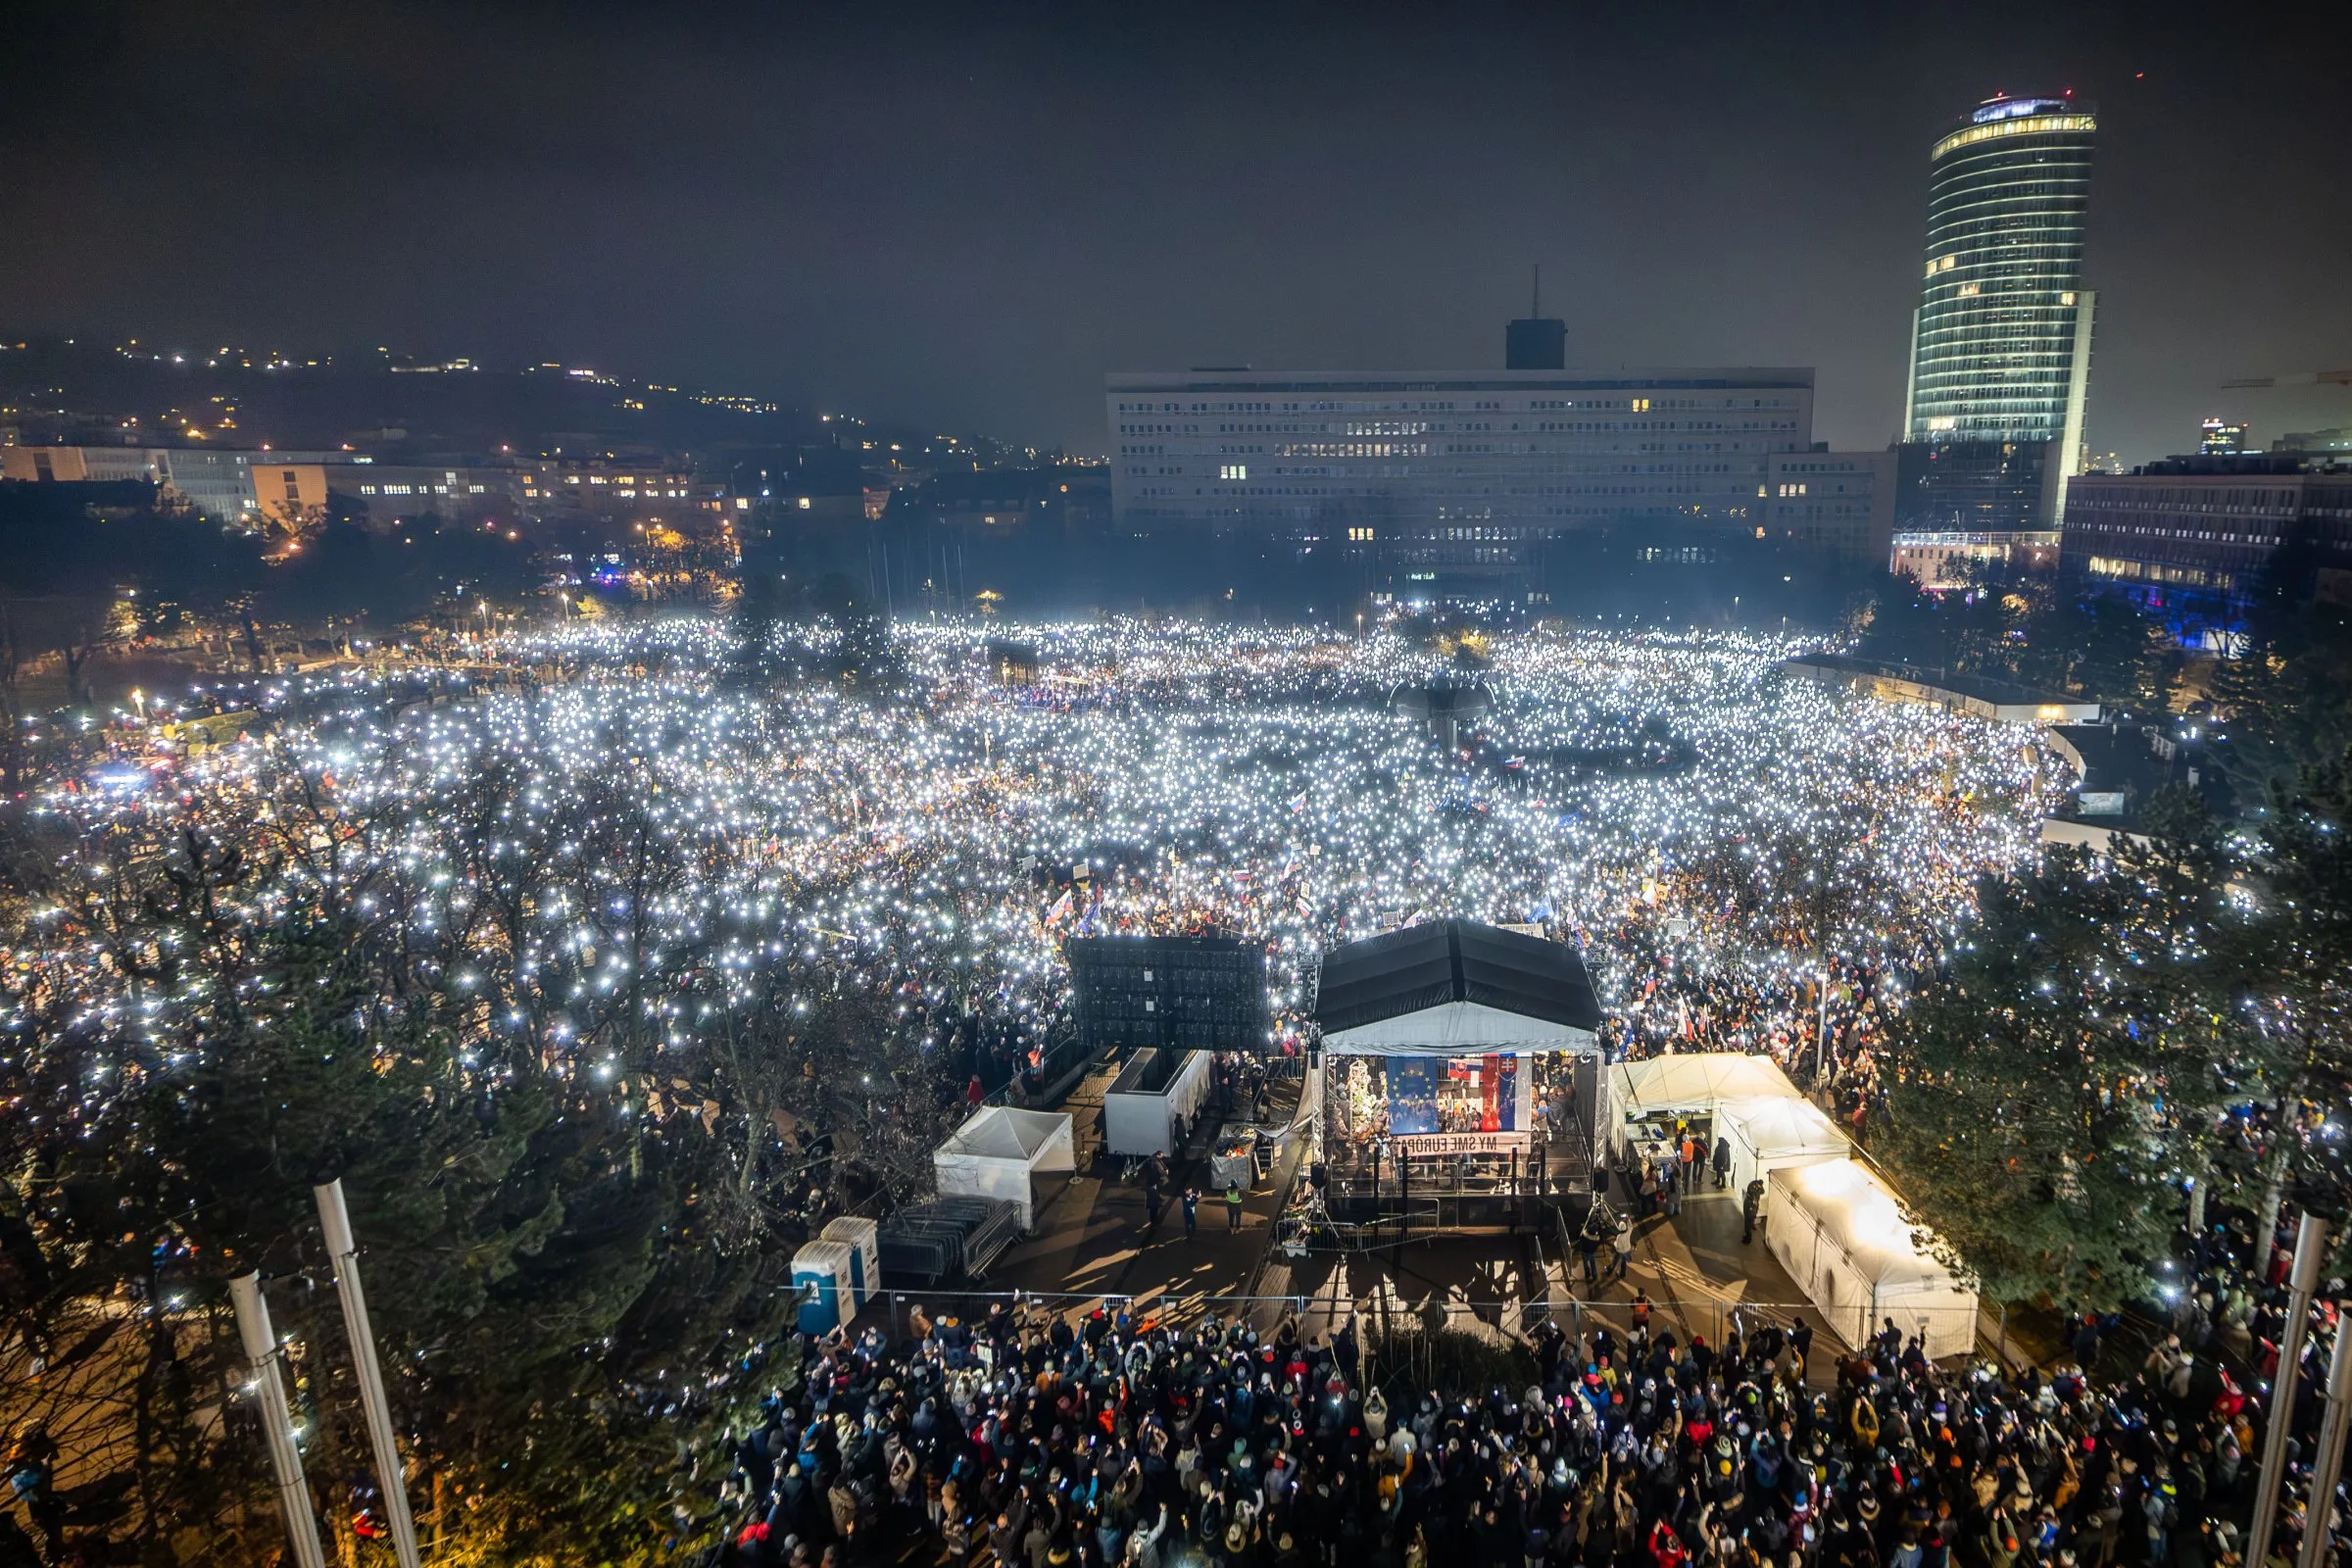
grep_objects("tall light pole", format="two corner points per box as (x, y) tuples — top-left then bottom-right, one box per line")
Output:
(315, 1179), (423, 1568)
(229, 1274), (328, 1568)
(2297, 1319), (2352, 1568)
(2250, 1212), (2329, 1568)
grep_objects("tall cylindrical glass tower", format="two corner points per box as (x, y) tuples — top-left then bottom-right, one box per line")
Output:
(1902, 96), (2097, 460)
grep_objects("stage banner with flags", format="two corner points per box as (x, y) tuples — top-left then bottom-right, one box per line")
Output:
(1386, 1057), (1440, 1135)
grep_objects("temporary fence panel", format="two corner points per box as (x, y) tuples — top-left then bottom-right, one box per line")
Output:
(878, 1198), (1021, 1285)
(927, 1198), (1022, 1275)
(1717, 1094), (1851, 1196)
(877, 1215), (960, 1285)
(1762, 1158), (1979, 1359)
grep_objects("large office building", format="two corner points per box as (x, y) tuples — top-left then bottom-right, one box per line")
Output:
(324, 464), (534, 526)
(1105, 368), (1814, 591)
(1, 445), (334, 528)
(2061, 453), (2352, 641)
(1897, 95), (2098, 537)
(3, 444), (733, 534)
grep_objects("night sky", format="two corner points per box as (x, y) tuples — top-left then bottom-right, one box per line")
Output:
(5, 0), (2345, 462)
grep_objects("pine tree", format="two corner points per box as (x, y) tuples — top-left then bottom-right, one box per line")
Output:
(2224, 747), (2352, 1245)
(2209, 608), (2352, 802)
(1876, 789), (2237, 1308)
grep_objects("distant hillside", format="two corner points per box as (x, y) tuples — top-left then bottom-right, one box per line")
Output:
(0, 338), (910, 465)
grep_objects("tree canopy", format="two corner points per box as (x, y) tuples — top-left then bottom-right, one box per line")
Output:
(0, 685), (963, 1563)
(1880, 766), (2352, 1309)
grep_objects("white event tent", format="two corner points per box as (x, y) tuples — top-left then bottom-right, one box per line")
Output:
(933, 1105), (1076, 1230)
(1605, 1053), (1800, 1155)
(1763, 1157), (1980, 1359)
(1716, 1094), (1851, 1195)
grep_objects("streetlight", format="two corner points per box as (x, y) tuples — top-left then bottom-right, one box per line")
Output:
(129, 688), (147, 723)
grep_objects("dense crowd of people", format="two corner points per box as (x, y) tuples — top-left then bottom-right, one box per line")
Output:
(11, 619), (2058, 1146)
(706, 1264), (2352, 1568)
(3, 619), (2099, 1565)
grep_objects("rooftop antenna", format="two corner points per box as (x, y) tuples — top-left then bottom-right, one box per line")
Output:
(1531, 264), (1542, 318)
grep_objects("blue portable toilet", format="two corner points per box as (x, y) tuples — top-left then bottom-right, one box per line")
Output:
(791, 1240), (855, 1335)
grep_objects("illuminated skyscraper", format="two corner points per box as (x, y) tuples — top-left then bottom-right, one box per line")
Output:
(1898, 95), (2097, 531)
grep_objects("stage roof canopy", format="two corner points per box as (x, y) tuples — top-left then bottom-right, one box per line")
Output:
(1315, 919), (1601, 1054)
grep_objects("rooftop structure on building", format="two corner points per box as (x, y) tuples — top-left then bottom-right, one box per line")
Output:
(1504, 267), (1567, 371)
(2200, 417), (2250, 456)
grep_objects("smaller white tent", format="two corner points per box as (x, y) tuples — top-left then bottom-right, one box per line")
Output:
(934, 1106), (1076, 1230)
(1764, 1158), (1980, 1360)
(1717, 1095), (1851, 1196)
(1606, 1053), (1801, 1155)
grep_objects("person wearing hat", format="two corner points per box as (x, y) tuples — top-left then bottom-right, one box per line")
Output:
(1225, 1180), (1245, 1232)
(1855, 1490), (1884, 1556)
